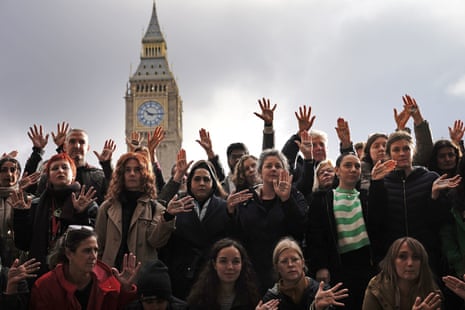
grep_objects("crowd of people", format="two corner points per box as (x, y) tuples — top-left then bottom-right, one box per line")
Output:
(1, 95), (465, 309)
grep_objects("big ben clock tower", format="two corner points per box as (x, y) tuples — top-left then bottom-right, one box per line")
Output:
(125, 1), (182, 179)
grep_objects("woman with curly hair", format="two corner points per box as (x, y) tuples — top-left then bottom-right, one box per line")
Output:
(187, 238), (275, 310)
(232, 154), (260, 192)
(95, 152), (193, 269)
(362, 237), (442, 310)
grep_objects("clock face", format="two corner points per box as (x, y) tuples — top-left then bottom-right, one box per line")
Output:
(137, 101), (165, 127)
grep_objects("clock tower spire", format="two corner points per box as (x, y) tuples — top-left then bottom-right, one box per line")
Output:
(125, 1), (183, 179)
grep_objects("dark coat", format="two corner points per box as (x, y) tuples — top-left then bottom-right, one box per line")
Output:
(13, 185), (98, 279)
(368, 166), (448, 271)
(159, 195), (233, 300)
(234, 186), (307, 292)
(262, 277), (321, 310)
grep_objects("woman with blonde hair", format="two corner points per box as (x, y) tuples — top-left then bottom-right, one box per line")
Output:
(362, 237), (442, 310)
(262, 237), (348, 309)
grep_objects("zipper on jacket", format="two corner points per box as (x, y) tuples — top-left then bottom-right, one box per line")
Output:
(402, 179), (409, 236)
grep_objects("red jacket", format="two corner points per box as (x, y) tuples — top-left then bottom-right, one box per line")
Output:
(30, 261), (137, 310)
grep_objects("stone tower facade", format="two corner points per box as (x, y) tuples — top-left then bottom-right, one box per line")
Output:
(125, 1), (182, 179)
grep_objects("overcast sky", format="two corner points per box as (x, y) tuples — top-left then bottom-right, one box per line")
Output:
(1, 0), (465, 172)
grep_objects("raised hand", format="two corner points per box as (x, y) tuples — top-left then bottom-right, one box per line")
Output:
(254, 97), (277, 125)
(449, 120), (465, 145)
(314, 281), (348, 310)
(93, 139), (116, 162)
(71, 185), (97, 213)
(6, 258), (41, 294)
(393, 105), (410, 131)
(195, 128), (215, 158)
(51, 121), (70, 147)
(111, 253), (141, 292)
(295, 105), (315, 135)
(126, 131), (143, 152)
(294, 130), (313, 160)
(402, 94), (424, 126)
(335, 117), (351, 149)
(412, 291), (441, 310)
(371, 159), (397, 180)
(226, 189), (254, 214)
(1, 150), (18, 159)
(273, 170), (293, 202)
(27, 124), (49, 149)
(172, 148), (193, 183)
(18, 171), (41, 190)
(166, 194), (195, 216)
(9, 190), (32, 210)
(147, 126), (165, 162)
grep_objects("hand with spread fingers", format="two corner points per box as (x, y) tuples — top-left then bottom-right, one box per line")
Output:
(172, 148), (193, 183)
(295, 105), (315, 137)
(51, 121), (70, 147)
(254, 97), (277, 125)
(93, 139), (116, 162)
(126, 131), (143, 152)
(111, 253), (141, 292)
(6, 258), (41, 294)
(71, 185), (97, 213)
(443, 275), (465, 300)
(226, 189), (253, 214)
(411, 291), (441, 310)
(166, 194), (195, 216)
(449, 120), (465, 146)
(18, 171), (41, 190)
(314, 281), (349, 310)
(27, 124), (49, 149)
(402, 94), (424, 126)
(9, 190), (32, 210)
(255, 299), (280, 310)
(147, 126), (165, 162)
(431, 174), (462, 199)
(371, 159), (397, 181)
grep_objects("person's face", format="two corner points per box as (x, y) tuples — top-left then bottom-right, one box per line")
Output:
(214, 245), (242, 285)
(395, 241), (421, 283)
(260, 156), (283, 185)
(48, 159), (74, 188)
(389, 139), (413, 171)
(228, 149), (246, 171)
(243, 157), (259, 186)
(66, 236), (98, 274)
(369, 137), (387, 162)
(276, 249), (304, 284)
(436, 146), (457, 171)
(335, 155), (361, 189)
(64, 131), (89, 167)
(311, 137), (327, 162)
(0, 161), (20, 187)
(141, 298), (169, 310)
(190, 168), (213, 201)
(124, 159), (143, 191)
(317, 164), (335, 189)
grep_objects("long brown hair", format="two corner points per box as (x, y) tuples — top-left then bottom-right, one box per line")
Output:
(105, 152), (156, 201)
(378, 237), (439, 301)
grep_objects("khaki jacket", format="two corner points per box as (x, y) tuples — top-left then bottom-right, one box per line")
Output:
(95, 195), (175, 266)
